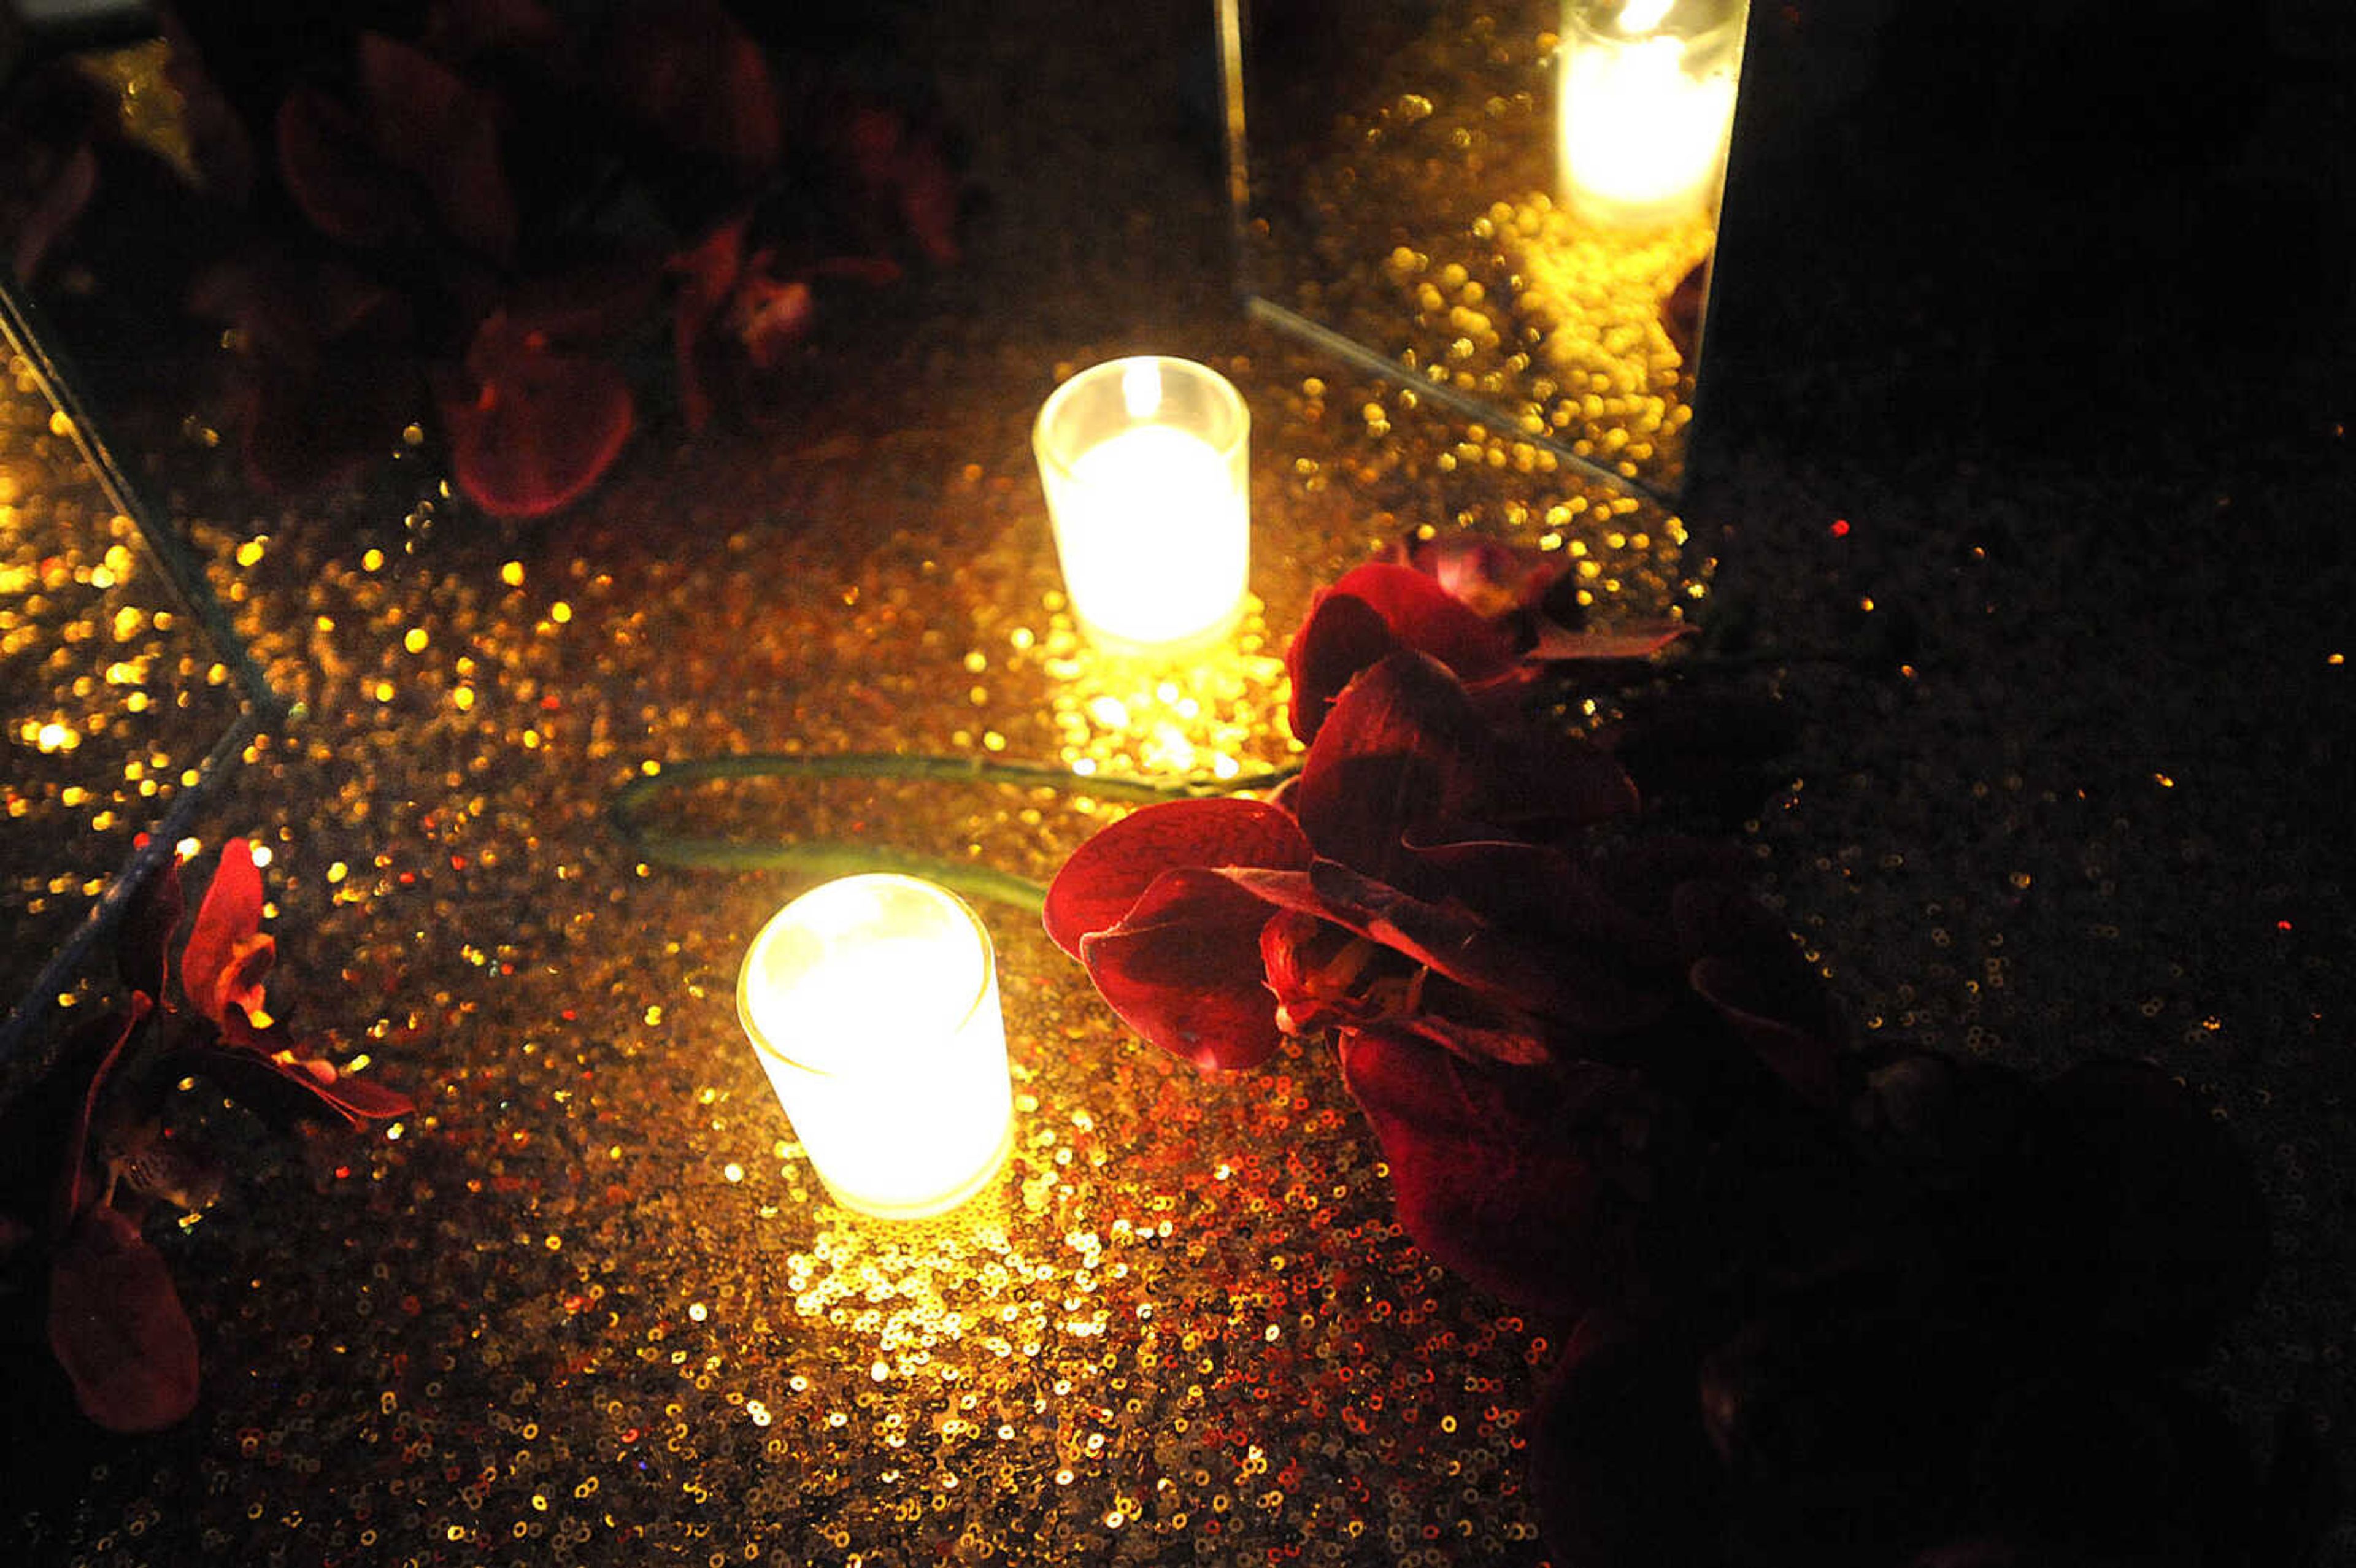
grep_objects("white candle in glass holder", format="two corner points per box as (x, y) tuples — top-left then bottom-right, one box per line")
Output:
(1560, 0), (1747, 229)
(1033, 356), (1250, 655)
(737, 874), (1013, 1220)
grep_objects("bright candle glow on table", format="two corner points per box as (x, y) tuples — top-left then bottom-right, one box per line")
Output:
(1559, 0), (1747, 229)
(1033, 356), (1250, 655)
(737, 875), (1013, 1220)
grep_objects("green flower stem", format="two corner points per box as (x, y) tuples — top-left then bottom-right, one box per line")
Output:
(606, 751), (1299, 914)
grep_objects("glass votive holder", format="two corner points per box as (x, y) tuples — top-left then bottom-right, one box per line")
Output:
(737, 874), (1014, 1220)
(1032, 355), (1251, 656)
(1559, 0), (1749, 230)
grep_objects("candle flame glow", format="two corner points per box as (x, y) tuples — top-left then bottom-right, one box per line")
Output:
(1120, 361), (1163, 421)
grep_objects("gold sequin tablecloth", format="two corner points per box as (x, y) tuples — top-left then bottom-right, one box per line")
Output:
(0, 334), (1703, 1565)
(4, 2), (2352, 1564)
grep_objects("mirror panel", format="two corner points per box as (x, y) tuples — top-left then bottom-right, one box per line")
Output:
(1223, 0), (1750, 505)
(0, 33), (284, 1067)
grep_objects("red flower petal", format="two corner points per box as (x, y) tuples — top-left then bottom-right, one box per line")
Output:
(47, 1206), (200, 1433)
(440, 324), (634, 518)
(55, 997), (148, 1229)
(841, 104), (961, 265)
(732, 275), (813, 369)
(1285, 589), (1395, 746)
(1260, 908), (1388, 1037)
(1401, 837), (1668, 977)
(1473, 727), (1641, 832)
(1287, 564), (1517, 743)
(1078, 869), (1287, 1071)
(357, 31), (517, 261)
(669, 217), (747, 432)
(602, 0), (781, 177)
(169, 1040), (412, 1131)
(1327, 563), (1521, 679)
(181, 839), (269, 1029)
(275, 86), (408, 247)
(1042, 796), (1309, 958)
(1674, 880), (1841, 1108)
(1394, 532), (1570, 620)
(1341, 1030), (1674, 1313)
(1231, 859), (1667, 1049)
(1291, 650), (1487, 886)
(116, 849), (184, 1001)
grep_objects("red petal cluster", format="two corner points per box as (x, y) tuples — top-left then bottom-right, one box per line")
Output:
(1285, 543), (1688, 743)
(1047, 552), (1831, 1312)
(154, 0), (961, 518)
(13, 839), (417, 1432)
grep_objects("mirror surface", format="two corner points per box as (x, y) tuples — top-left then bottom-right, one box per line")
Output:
(1, 36), (282, 1063)
(1223, 0), (1750, 504)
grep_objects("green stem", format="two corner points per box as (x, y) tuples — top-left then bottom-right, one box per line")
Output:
(605, 751), (1299, 915)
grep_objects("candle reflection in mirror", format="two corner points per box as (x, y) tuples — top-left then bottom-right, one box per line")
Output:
(1559, 0), (1748, 231)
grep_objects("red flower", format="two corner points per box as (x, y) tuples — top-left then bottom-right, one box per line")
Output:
(119, 0), (966, 517)
(669, 221), (902, 431)
(1047, 618), (1838, 1311)
(1341, 1034), (1688, 1315)
(1049, 650), (1663, 1076)
(1285, 547), (1689, 744)
(152, 840), (417, 1129)
(1044, 796), (1311, 1070)
(7, 839), (415, 1432)
(46, 1202), (200, 1435)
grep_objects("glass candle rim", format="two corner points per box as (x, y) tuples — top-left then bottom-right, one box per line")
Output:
(1564, 0), (1747, 45)
(1032, 354), (1250, 482)
(736, 872), (999, 1081)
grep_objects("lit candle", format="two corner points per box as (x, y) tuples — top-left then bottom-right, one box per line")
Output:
(1033, 356), (1251, 655)
(737, 874), (1013, 1219)
(1559, 0), (1747, 229)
